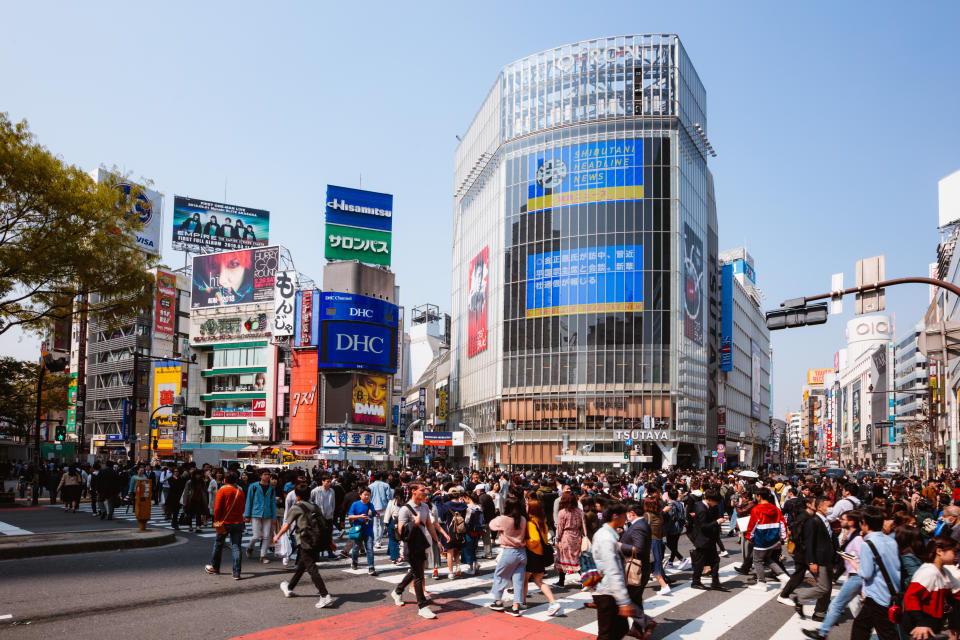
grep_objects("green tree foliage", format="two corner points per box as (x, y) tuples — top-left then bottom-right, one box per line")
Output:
(0, 357), (69, 441)
(0, 112), (156, 337)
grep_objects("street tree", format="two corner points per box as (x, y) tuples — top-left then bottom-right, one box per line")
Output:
(0, 357), (69, 442)
(0, 112), (156, 338)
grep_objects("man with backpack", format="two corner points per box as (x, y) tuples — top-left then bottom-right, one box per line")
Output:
(664, 489), (689, 570)
(274, 484), (334, 609)
(744, 488), (789, 590)
(437, 486), (467, 579)
(391, 482), (445, 620)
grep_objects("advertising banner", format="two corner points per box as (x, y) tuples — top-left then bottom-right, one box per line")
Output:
(751, 340), (762, 419)
(353, 373), (388, 426)
(92, 170), (164, 255)
(289, 350), (318, 443)
(526, 140), (643, 214)
(437, 389), (447, 420)
(155, 271), (177, 336)
(852, 381), (861, 440)
(683, 223), (704, 344)
(731, 259), (756, 283)
(325, 185), (393, 232)
(525, 244), (642, 318)
(467, 246), (489, 357)
(172, 196), (269, 253)
(324, 223), (391, 266)
(806, 368), (832, 387)
(720, 263), (733, 371)
(418, 387), (426, 421)
(320, 321), (396, 372)
(319, 292), (399, 327)
(191, 246), (279, 309)
(273, 270), (296, 337)
(320, 428), (387, 450)
(152, 363), (181, 452)
(211, 399), (266, 418)
(294, 289), (319, 347)
(246, 419), (270, 442)
(192, 312), (271, 344)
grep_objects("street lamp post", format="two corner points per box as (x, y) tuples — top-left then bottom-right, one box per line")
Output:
(505, 421), (515, 472)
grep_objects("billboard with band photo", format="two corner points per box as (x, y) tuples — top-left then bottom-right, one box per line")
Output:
(191, 246), (279, 309)
(467, 246), (489, 357)
(353, 373), (388, 426)
(173, 196), (270, 253)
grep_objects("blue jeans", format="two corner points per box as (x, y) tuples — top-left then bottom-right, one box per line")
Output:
(387, 521), (400, 562)
(463, 534), (479, 567)
(374, 516), (386, 545)
(820, 574), (863, 634)
(211, 523), (243, 576)
(491, 547), (527, 604)
(651, 539), (666, 576)
(352, 533), (375, 568)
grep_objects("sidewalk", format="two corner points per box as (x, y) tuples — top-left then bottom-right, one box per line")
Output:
(0, 527), (175, 559)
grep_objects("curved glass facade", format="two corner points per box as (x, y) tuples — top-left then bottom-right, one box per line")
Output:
(451, 35), (715, 469)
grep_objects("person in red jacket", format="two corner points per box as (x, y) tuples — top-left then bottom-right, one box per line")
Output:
(903, 536), (960, 640)
(744, 488), (788, 590)
(205, 471), (246, 580)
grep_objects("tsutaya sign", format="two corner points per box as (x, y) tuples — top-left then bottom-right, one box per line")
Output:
(614, 429), (669, 441)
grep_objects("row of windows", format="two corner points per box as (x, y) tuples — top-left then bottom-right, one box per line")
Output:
(206, 373), (266, 393)
(505, 209), (672, 253)
(207, 347), (268, 369)
(503, 349), (670, 387)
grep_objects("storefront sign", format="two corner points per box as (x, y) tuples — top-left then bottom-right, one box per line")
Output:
(192, 313), (271, 344)
(247, 419), (270, 442)
(320, 428), (387, 450)
(273, 270), (296, 337)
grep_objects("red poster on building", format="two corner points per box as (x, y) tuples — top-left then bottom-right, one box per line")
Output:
(155, 271), (177, 335)
(289, 349), (318, 444)
(467, 246), (489, 357)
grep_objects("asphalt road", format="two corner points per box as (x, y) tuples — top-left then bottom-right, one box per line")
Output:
(0, 505), (858, 640)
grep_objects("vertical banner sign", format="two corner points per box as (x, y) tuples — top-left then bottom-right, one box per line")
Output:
(467, 246), (489, 357)
(155, 271), (177, 336)
(683, 223), (704, 344)
(276, 362), (287, 418)
(750, 340), (762, 419)
(273, 270), (296, 337)
(720, 264), (733, 371)
(852, 381), (861, 441)
(418, 387), (426, 421)
(293, 289), (319, 347)
(289, 350), (318, 443)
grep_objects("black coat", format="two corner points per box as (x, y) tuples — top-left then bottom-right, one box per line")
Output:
(690, 500), (722, 549)
(619, 516), (651, 570)
(96, 468), (123, 497)
(803, 513), (835, 565)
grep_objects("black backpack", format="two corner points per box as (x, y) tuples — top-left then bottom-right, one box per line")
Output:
(297, 502), (332, 552)
(683, 493), (702, 541)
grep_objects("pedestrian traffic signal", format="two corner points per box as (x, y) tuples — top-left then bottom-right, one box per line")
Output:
(151, 438), (158, 451)
(765, 302), (829, 331)
(624, 451), (629, 460)
(54, 425), (66, 441)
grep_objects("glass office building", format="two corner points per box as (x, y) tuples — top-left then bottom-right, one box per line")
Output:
(450, 35), (718, 469)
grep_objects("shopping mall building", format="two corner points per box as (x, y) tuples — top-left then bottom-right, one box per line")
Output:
(450, 35), (733, 469)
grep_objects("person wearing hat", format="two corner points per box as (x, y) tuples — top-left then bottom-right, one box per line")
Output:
(438, 486), (468, 579)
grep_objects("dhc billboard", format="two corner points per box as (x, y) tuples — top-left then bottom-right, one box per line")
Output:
(320, 292), (398, 327)
(320, 321), (397, 373)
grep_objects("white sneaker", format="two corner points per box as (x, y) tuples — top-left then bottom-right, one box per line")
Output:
(777, 573), (790, 584)
(749, 583), (768, 591)
(315, 594), (333, 609)
(280, 581), (293, 598)
(776, 595), (794, 606)
(546, 602), (562, 616)
(418, 607), (437, 619)
(657, 586), (671, 596)
(391, 590), (404, 606)
(463, 566), (475, 575)
(719, 550), (729, 557)
(281, 558), (290, 567)
(448, 572), (455, 580)
(679, 558), (690, 570)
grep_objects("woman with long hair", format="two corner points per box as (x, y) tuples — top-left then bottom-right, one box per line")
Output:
(488, 495), (528, 617)
(523, 498), (561, 616)
(902, 536), (960, 640)
(644, 493), (672, 594)
(554, 489), (584, 586)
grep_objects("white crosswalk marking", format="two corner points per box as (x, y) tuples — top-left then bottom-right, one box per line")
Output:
(659, 582), (782, 640)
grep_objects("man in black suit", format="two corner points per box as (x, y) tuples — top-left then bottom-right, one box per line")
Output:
(791, 495), (834, 620)
(619, 500), (654, 638)
(690, 488), (730, 591)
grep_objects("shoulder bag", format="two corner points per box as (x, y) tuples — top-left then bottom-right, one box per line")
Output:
(624, 547), (644, 587)
(213, 487), (240, 534)
(864, 538), (903, 624)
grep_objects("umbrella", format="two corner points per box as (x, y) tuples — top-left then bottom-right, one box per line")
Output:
(737, 470), (759, 479)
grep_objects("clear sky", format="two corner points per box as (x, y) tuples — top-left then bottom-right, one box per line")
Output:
(2, 1), (958, 420)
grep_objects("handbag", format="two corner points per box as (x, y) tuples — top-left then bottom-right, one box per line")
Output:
(581, 514), (592, 552)
(624, 548), (644, 587)
(347, 523), (363, 540)
(213, 487), (240, 534)
(579, 549), (603, 588)
(864, 539), (903, 624)
(532, 520), (555, 567)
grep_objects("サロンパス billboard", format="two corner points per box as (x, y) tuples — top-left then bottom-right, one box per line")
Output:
(525, 245), (642, 318)
(467, 247), (489, 357)
(191, 246), (279, 309)
(172, 196), (269, 253)
(324, 224), (391, 266)
(526, 140), (643, 214)
(353, 373), (388, 426)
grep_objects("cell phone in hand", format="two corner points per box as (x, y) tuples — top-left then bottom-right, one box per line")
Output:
(838, 551), (856, 560)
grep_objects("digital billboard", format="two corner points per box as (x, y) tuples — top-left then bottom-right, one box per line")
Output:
(320, 321), (396, 372)
(294, 289), (320, 347)
(324, 223), (392, 266)
(325, 185), (393, 232)
(526, 139), (643, 214)
(152, 362), (181, 432)
(191, 246), (279, 309)
(155, 270), (177, 336)
(525, 245), (642, 318)
(319, 292), (399, 327)
(683, 223), (704, 344)
(172, 196), (269, 253)
(720, 263), (734, 371)
(467, 247), (489, 356)
(353, 373), (388, 426)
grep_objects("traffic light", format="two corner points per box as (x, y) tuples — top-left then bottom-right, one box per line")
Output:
(624, 451), (629, 460)
(54, 425), (66, 441)
(765, 302), (829, 331)
(152, 438), (159, 451)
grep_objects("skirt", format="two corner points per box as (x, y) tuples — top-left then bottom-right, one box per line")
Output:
(62, 485), (82, 503)
(525, 548), (547, 574)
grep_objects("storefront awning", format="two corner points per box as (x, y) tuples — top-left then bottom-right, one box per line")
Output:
(181, 443), (250, 451)
(286, 445), (318, 452)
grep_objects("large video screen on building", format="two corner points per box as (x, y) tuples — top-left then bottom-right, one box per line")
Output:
(525, 245), (643, 318)
(526, 139), (643, 214)
(173, 196), (269, 253)
(191, 246), (279, 309)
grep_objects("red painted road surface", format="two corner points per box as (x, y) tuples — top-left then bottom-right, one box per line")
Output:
(233, 597), (593, 640)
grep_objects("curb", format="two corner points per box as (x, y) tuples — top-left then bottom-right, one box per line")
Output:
(0, 529), (177, 560)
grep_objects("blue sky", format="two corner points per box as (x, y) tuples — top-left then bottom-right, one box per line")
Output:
(2, 1), (958, 419)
